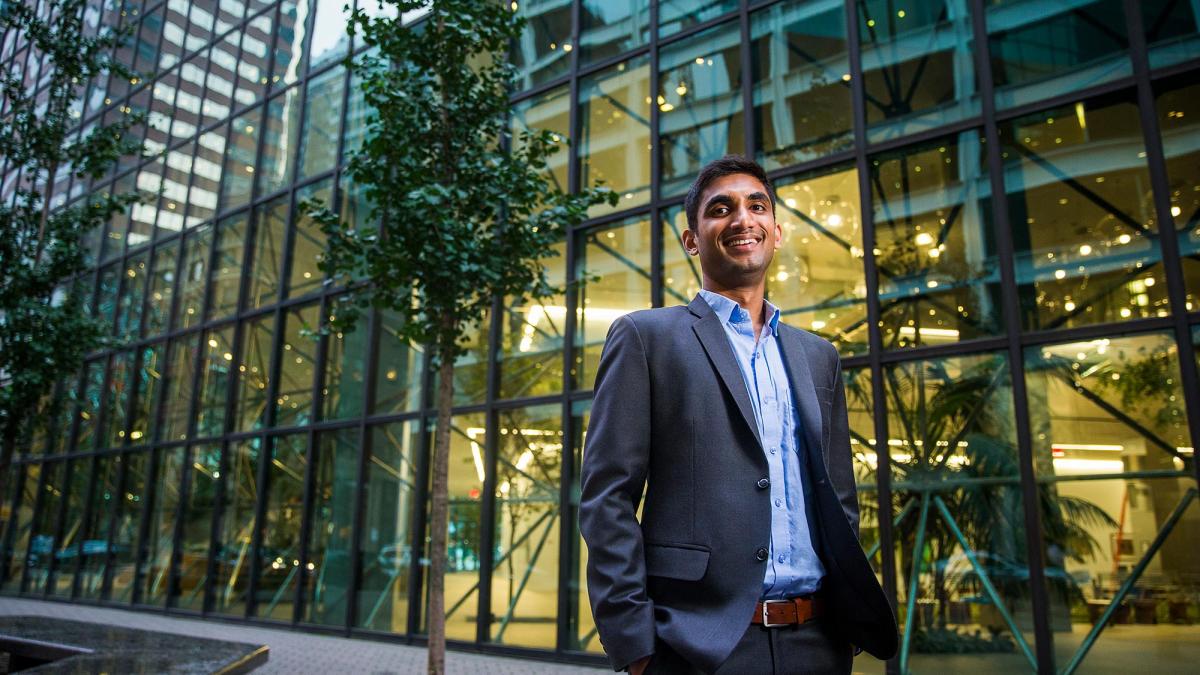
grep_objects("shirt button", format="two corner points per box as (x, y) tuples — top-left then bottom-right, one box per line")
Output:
(755, 547), (769, 562)
(769, 447), (777, 455)
(778, 554), (786, 563)
(757, 478), (770, 489)
(775, 498), (782, 507)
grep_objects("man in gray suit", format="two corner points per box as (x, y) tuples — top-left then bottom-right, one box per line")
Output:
(579, 156), (897, 674)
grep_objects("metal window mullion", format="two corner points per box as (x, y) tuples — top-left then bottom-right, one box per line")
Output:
(1122, 0), (1200, 488)
(405, 350), (435, 635)
(739, 0), (754, 159)
(247, 303), (286, 618)
(843, 4), (899, 674)
(969, 1), (1055, 672)
(344, 306), (380, 634)
(0, 464), (27, 589)
(165, 442), (196, 609)
(68, 454), (101, 599)
(476, 291), (504, 644)
(201, 437), (227, 615)
(17, 458), (50, 595)
(294, 426), (318, 625)
(130, 442), (161, 606)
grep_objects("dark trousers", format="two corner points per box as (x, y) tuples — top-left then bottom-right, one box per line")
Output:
(647, 618), (854, 675)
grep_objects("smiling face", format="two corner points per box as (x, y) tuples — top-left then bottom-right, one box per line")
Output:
(681, 172), (782, 292)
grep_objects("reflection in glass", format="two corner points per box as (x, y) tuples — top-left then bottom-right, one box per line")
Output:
(660, 0), (737, 38)
(356, 421), (420, 633)
(214, 438), (259, 616)
(498, 241), (566, 400)
(770, 165), (868, 354)
(26, 462), (63, 594)
(271, 0), (310, 92)
(0, 465), (39, 593)
(248, 197), (288, 309)
(145, 240), (178, 336)
(309, 0), (350, 71)
(658, 20), (744, 197)
(860, 0), (977, 142)
(221, 111), (260, 212)
(115, 253), (148, 341)
(209, 213), (247, 320)
(579, 0), (649, 67)
(277, 303), (320, 428)
(142, 447), (184, 606)
(1000, 94), (1169, 331)
(50, 460), (87, 597)
(75, 360), (105, 452)
(578, 56), (651, 216)
(884, 353), (1037, 672)
(104, 351), (135, 449)
(512, 0), (571, 91)
(323, 299), (368, 420)
(873, 132), (1000, 348)
(303, 428), (359, 625)
(289, 179), (332, 298)
(130, 343), (164, 445)
(190, 129), (225, 226)
(488, 405), (562, 648)
(258, 434), (306, 621)
(76, 457), (116, 599)
(259, 88), (302, 196)
(237, 315), (274, 432)
(299, 67), (344, 180)
(178, 225), (212, 330)
(751, 0), (852, 170)
(373, 309), (425, 415)
(574, 215), (652, 391)
(174, 443), (220, 611)
(987, 0), (1129, 110)
(162, 335), (199, 442)
(109, 452), (148, 603)
(1142, 0), (1200, 69)
(1155, 79), (1200, 310)
(197, 326), (236, 438)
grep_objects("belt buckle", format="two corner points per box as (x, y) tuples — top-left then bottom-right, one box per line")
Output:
(760, 599), (790, 628)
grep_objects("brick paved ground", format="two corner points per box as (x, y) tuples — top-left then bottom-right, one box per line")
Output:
(0, 597), (606, 674)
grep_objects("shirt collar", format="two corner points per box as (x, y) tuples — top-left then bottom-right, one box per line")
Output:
(698, 289), (781, 336)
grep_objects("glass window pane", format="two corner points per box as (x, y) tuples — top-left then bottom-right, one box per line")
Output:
(131, 342), (165, 445)
(431, 412), (487, 641)
(512, 0), (571, 91)
(987, 0), (1130, 110)
(178, 224), (212, 331)
(658, 20), (744, 198)
(214, 438), (259, 616)
(27, 462), (64, 594)
(751, 0), (852, 171)
(885, 353), (1038, 673)
(771, 164), (868, 355)
(289, 179), (332, 298)
(436, 312), (490, 408)
(115, 252), (149, 342)
(77, 457), (117, 600)
(573, 215), (653, 391)
(75, 360), (106, 453)
(860, 0), (977, 143)
(489, 404), (562, 649)
(190, 129), (225, 226)
(578, 56), (651, 216)
(271, 0), (311, 92)
(50, 459), (88, 597)
(579, 0), (649, 67)
(873, 131), (1002, 349)
(373, 309), (425, 416)
(661, 205), (703, 305)
(142, 447), (185, 606)
(129, 159), (164, 248)
(659, 0), (737, 38)
(341, 66), (371, 161)
(298, 67), (344, 180)
(163, 334), (200, 443)
(277, 302), (320, 428)
(302, 427), (359, 625)
(158, 142), (191, 233)
(511, 85), (570, 196)
(1, 464), (40, 593)
(198, 326), (236, 438)
(498, 241), (566, 400)
(1000, 93), (1170, 331)
(221, 113), (260, 212)
(145, 240), (178, 336)
(356, 420), (420, 632)
(248, 197), (288, 309)
(259, 88), (302, 196)
(1025, 333), (1197, 670)
(174, 443), (221, 611)
(1155, 78), (1200, 311)
(843, 367), (879, 553)
(209, 213), (248, 319)
(566, 400), (600, 652)
(105, 351), (136, 449)
(323, 299), (367, 421)
(237, 315), (275, 432)
(257, 433), (307, 621)
(1142, 0), (1200, 69)
(110, 452), (148, 603)
(309, 0), (350, 71)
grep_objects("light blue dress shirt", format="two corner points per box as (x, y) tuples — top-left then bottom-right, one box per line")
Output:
(698, 289), (825, 599)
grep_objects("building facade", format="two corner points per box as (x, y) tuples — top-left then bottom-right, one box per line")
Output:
(1, 0), (1199, 672)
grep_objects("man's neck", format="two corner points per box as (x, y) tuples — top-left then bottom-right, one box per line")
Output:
(702, 282), (768, 339)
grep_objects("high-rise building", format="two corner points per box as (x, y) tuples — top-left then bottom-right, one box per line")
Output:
(1, 1), (1198, 671)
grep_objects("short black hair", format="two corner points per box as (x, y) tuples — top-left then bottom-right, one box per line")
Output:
(684, 155), (776, 231)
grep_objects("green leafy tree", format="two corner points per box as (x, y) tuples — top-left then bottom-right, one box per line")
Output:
(302, 2), (614, 671)
(0, 0), (142, 495)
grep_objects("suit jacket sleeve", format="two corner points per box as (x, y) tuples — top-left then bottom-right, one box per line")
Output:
(827, 350), (861, 540)
(578, 315), (656, 671)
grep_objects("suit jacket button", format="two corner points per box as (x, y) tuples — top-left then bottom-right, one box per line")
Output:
(757, 478), (770, 489)
(755, 547), (769, 561)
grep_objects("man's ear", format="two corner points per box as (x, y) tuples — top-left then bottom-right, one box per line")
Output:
(773, 219), (783, 251)
(681, 227), (698, 256)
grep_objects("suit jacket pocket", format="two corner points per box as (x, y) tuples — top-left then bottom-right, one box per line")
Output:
(645, 543), (710, 581)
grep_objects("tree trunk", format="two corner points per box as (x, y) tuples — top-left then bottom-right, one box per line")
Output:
(35, 161), (59, 264)
(426, 347), (456, 675)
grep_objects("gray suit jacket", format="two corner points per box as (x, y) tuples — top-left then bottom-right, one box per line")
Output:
(579, 295), (898, 673)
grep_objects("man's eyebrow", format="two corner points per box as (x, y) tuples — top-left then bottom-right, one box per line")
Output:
(747, 191), (770, 202)
(703, 193), (733, 210)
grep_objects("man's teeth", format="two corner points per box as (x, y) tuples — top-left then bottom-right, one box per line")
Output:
(729, 238), (755, 246)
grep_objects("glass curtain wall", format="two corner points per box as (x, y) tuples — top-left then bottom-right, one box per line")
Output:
(1, 1), (1198, 672)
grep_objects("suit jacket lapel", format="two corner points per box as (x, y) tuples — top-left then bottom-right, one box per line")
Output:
(688, 295), (763, 449)
(777, 327), (826, 469)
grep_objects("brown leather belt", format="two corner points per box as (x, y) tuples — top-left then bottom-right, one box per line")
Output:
(751, 596), (825, 627)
